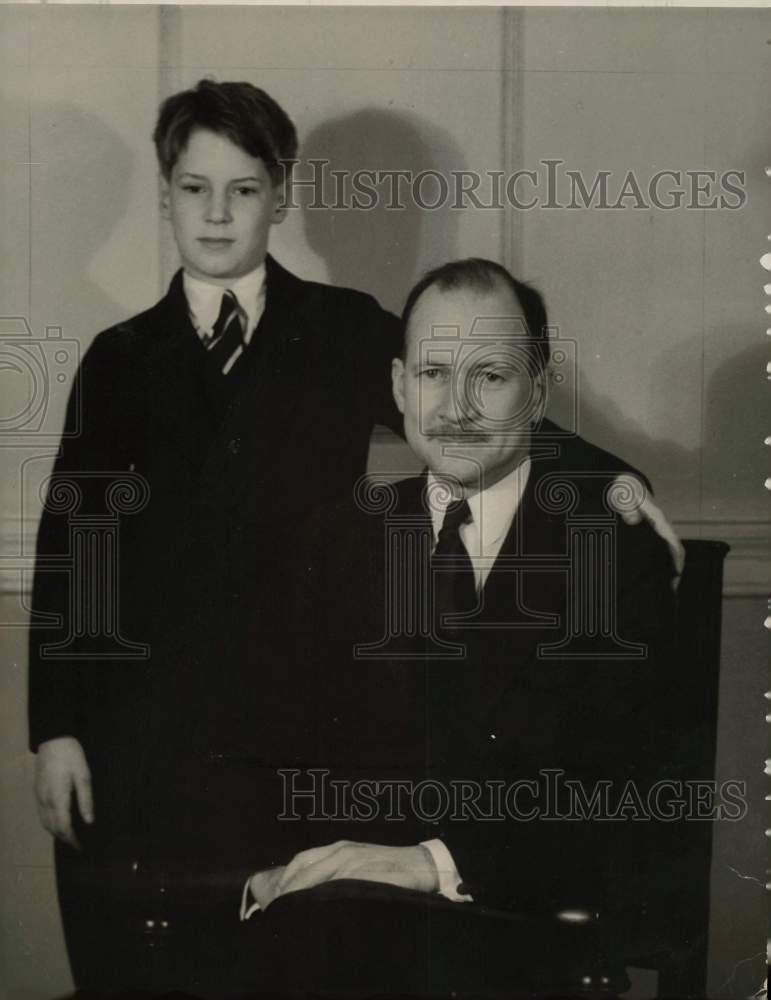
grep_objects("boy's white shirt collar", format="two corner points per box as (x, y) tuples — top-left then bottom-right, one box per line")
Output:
(183, 263), (267, 342)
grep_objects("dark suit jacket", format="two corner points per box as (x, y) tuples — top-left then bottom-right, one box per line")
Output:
(293, 438), (680, 928)
(28, 255), (402, 882)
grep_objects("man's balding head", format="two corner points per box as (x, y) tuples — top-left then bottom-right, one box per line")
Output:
(392, 260), (549, 496)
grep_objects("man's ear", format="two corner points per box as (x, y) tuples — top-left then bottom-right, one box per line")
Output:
(530, 370), (548, 427)
(159, 176), (171, 220)
(391, 357), (406, 415)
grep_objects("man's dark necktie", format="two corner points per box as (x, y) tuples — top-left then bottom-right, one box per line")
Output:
(206, 289), (245, 375)
(427, 499), (477, 765)
(432, 499), (477, 631)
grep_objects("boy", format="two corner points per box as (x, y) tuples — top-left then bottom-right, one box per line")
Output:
(29, 79), (403, 993)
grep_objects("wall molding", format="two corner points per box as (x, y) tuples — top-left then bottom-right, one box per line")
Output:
(3, 512), (767, 599)
(673, 520), (770, 599)
(501, 6), (524, 274)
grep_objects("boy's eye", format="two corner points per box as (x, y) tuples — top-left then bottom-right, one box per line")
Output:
(181, 184), (205, 194)
(234, 186), (259, 197)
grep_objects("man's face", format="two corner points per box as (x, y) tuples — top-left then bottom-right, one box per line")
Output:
(392, 282), (545, 495)
(160, 128), (286, 285)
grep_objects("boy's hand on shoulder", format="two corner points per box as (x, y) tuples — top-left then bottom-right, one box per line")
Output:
(610, 473), (685, 583)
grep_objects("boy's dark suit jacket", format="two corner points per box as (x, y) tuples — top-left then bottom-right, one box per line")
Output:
(293, 440), (682, 937)
(27, 256), (403, 952)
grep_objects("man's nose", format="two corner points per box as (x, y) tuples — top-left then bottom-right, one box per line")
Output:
(206, 191), (232, 223)
(434, 377), (462, 425)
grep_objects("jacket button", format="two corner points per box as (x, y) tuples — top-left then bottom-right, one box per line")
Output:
(228, 438), (241, 455)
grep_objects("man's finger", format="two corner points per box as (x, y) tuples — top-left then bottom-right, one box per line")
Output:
(250, 870), (280, 910)
(74, 769), (94, 825)
(279, 851), (343, 896)
(278, 842), (347, 892)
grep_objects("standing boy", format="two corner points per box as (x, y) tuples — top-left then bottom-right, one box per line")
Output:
(29, 79), (403, 992)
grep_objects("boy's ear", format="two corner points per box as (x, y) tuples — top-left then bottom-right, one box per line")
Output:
(270, 181), (288, 225)
(159, 176), (171, 220)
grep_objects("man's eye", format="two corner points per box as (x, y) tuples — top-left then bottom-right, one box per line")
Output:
(476, 368), (515, 385)
(234, 186), (259, 197)
(181, 184), (205, 194)
(420, 368), (445, 380)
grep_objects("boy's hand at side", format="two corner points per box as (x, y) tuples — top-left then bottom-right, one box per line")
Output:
(34, 737), (93, 849)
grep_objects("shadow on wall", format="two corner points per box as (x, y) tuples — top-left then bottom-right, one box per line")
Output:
(547, 329), (765, 522)
(546, 339), (696, 505)
(28, 100), (132, 339)
(300, 108), (464, 314)
(1, 98), (135, 1000)
(701, 335), (768, 519)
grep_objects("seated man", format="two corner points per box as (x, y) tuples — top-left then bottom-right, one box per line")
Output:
(233, 259), (683, 997)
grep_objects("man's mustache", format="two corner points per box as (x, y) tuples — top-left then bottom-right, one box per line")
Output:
(423, 425), (491, 441)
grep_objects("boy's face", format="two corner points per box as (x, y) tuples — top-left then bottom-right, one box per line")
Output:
(160, 128), (286, 285)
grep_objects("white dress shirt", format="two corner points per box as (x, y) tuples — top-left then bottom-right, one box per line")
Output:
(240, 459), (533, 919)
(427, 458), (532, 593)
(183, 265), (267, 371)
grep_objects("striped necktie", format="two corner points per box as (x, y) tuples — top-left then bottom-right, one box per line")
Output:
(207, 290), (245, 375)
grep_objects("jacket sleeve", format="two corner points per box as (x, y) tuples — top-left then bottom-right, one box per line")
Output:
(354, 296), (404, 438)
(28, 329), (133, 751)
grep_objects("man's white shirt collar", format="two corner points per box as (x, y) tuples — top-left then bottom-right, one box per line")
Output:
(183, 263), (267, 344)
(426, 459), (532, 590)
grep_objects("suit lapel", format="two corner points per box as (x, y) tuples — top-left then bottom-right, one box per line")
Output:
(141, 271), (220, 469)
(200, 256), (315, 480)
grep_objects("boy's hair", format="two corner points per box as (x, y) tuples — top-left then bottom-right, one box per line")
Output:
(153, 79), (298, 185)
(401, 257), (550, 374)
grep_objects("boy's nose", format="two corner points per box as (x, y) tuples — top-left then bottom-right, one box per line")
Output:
(206, 192), (232, 223)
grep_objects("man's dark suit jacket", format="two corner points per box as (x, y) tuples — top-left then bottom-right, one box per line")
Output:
(293, 436), (681, 933)
(27, 255), (403, 906)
